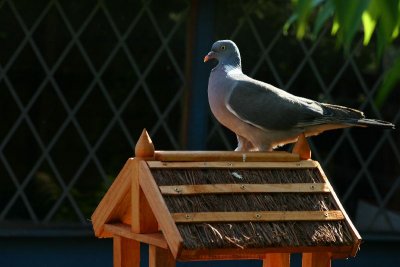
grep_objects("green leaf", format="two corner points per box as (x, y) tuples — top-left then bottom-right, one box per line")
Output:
(283, 13), (299, 35)
(361, 0), (381, 45)
(312, 0), (335, 37)
(333, 0), (371, 48)
(284, 0), (327, 37)
(377, 22), (388, 59)
(375, 55), (400, 107)
(331, 15), (340, 35)
(376, 0), (400, 60)
(392, 24), (399, 39)
(379, 0), (400, 41)
(294, 0), (313, 38)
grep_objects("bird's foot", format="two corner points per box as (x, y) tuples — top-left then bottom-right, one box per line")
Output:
(292, 133), (311, 160)
(235, 135), (256, 151)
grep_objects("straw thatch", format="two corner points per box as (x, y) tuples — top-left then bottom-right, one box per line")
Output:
(151, 168), (354, 250)
(152, 168), (323, 185)
(178, 221), (352, 249)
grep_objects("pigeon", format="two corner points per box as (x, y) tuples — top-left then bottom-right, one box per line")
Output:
(204, 40), (395, 151)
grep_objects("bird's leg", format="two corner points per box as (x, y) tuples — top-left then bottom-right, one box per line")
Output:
(235, 135), (245, 151)
(292, 133), (311, 160)
(255, 144), (273, 152)
(235, 135), (255, 151)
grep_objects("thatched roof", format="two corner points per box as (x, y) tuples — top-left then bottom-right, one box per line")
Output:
(151, 167), (354, 250)
(92, 150), (361, 260)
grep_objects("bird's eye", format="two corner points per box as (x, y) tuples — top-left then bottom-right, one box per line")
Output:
(221, 45), (226, 50)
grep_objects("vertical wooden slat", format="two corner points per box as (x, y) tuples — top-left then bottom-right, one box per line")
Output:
(113, 236), (140, 267)
(263, 253), (290, 267)
(131, 158), (158, 233)
(302, 253), (331, 267)
(149, 245), (176, 267)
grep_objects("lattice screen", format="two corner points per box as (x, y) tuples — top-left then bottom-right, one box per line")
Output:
(0, 0), (187, 229)
(0, 0), (399, 237)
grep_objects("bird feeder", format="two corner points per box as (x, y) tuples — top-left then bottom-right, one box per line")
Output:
(91, 129), (361, 267)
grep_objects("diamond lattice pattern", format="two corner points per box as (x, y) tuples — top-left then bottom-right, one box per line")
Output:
(0, 0), (399, 237)
(0, 0), (187, 226)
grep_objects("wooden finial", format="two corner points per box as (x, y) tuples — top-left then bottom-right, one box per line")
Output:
(135, 129), (155, 158)
(292, 133), (311, 160)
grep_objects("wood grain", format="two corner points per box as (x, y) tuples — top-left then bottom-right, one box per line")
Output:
(105, 223), (168, 249)
(159, 183), (330, 195)
(178, 246), (353, 261)
(263, 253), (290, 267)
(149, 245), (176, 267)
(154, 151), (300, 162)
(139, 161), (183, 259)
(113, 235), (140, 267)
(302, 252), (332, 267)
(172, 210), (344, 223)
(91, 158), (133, 237)
(131, 158), (158, 233)
(147, 160), (318, 169)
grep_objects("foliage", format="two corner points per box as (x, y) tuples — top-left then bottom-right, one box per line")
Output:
(285, 0), (400, 107)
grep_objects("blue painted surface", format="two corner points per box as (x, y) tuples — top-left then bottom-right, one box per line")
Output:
(186, 0), (215, 150)
(1, 237), (399, 267)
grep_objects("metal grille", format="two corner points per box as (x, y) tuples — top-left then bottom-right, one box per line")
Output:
(1, 0), (399, 238)
(0, 0), (187, 230)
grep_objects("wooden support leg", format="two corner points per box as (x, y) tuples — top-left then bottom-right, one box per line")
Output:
(263, 253), (290, 267)
(149, 245), (176, 267)
(113, 236), (140, 267)
(302, 253), (331, 267)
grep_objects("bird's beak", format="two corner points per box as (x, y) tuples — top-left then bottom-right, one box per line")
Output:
(204, 51), (216, 62)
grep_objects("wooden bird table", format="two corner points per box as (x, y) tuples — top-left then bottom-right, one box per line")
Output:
(91, 129), (361, 267)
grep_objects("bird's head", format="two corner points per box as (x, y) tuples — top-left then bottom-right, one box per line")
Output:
(204, 40), (241, 68)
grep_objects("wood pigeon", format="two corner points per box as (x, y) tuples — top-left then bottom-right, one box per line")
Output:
(204, 40), (395, 151)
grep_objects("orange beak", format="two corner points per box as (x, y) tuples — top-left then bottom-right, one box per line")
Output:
(204, 51), (216, 62)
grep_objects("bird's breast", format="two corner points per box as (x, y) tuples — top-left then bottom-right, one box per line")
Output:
(208, 75), (243, 130)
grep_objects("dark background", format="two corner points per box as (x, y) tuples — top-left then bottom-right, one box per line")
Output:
(0, 0), (399, 266)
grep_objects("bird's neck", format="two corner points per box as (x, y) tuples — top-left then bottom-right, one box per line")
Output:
(222, 65), (242, 75)
(217, 59), (242, 73)
(218, 54), (241, 70)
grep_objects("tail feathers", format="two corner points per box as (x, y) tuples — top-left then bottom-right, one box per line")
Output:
(321, 103), (395, 129)
(322, 103), (365, 119)
(355, 118), (395, 129)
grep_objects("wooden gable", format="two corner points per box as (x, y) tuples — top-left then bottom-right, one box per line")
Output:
(91, 130), (361, 267)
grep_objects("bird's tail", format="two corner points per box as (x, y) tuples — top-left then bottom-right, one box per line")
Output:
(321, 103), (395, 129)
(355, 118), (395, 129)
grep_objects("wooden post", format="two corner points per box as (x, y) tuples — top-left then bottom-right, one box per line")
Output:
(263, 253), (290, 267)
(292, 133), (311, 160)
(149, 245), (176, 267)
(132, 129), (158, 233)
(302, 253), (331, 267)
(114, 236), (140, 267)
(126, 129), (158, 266)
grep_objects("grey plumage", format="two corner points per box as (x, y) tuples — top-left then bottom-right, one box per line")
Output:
(204, 40), (395, 151)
